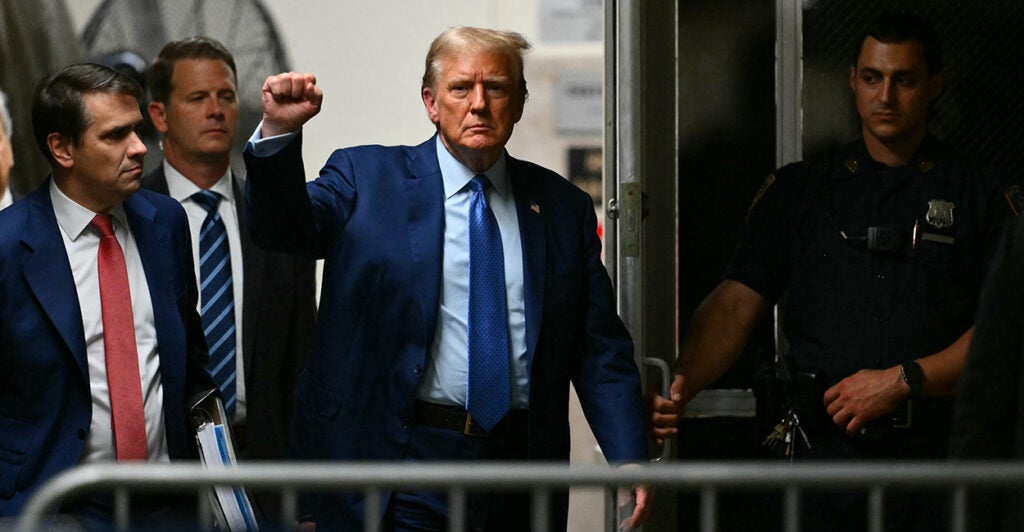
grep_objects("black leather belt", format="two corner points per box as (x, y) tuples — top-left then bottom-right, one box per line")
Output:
(414, 401), (489, 436)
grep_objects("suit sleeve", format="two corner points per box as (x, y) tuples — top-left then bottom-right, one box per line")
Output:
(244, 132), (356, 259)
(570, 192), (648, 462)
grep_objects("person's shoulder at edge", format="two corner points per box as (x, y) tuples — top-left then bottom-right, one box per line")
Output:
(741, 144), (842, 218)
(0, 193), (29, 244)
(920, 137), (1021, 219)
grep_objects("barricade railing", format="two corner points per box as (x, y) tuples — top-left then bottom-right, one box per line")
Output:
(15, 461), (1024, 532)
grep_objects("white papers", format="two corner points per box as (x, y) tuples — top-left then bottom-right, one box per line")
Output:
(196, 422), (258, 531)
(191, 390), (258, 531)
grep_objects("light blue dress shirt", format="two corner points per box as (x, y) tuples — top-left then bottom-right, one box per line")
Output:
(416, 136), (527, 409)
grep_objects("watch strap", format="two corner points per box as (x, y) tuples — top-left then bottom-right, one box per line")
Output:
(900, 361), (924, 399)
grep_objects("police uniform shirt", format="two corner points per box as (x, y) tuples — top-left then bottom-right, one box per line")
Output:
(726, 137), (1012, 387)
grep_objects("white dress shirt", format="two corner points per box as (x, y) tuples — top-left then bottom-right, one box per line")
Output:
(163, 162), (247, 424)
(0, 184), (12, 211)
(50, 180), (169, 463)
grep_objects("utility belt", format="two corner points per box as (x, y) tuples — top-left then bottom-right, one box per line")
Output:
(788, 368), (913, 437)
(756, 357), (945, 457)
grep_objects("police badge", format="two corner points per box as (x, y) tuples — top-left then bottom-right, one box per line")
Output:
(925, 200), (955, 229)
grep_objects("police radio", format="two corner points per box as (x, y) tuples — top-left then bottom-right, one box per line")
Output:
(838, 226), (907, 254)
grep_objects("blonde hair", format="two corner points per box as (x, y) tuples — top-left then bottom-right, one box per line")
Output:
(421, 27), (531, 99)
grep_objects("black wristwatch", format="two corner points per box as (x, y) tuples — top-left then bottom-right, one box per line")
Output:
(900, 361), (924, 399)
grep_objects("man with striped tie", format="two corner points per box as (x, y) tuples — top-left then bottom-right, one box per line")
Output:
(143, 37), (316, 493)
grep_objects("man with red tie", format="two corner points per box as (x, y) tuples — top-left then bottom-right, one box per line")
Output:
(0, 63), (214, 522)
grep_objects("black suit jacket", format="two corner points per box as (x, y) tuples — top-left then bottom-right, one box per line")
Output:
(142, 164), (317, 461)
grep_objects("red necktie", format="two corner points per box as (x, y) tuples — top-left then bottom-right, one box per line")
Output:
(91, 214), (148, 461)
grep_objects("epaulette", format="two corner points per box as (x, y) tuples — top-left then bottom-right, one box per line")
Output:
(1005, 185), (1024, 217)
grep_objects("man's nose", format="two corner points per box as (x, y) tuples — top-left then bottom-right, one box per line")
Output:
(879, 79), (895, 103)
(128, 130), (147, 157)
(207, 95), (225, 117)
(470, 84), (487, 112)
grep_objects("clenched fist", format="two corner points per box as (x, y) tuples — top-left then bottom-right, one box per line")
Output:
(260, 72), (323, 138)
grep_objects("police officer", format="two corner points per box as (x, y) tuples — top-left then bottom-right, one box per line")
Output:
(650, 12), (1014, 531)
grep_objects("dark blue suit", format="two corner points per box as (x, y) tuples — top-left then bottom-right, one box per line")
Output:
(0, 182), (215, 517)
(244, 134), (647, 529)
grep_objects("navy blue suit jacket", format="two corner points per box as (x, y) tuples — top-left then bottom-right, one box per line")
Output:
(244, 134), (647, 528)
(0, 182), (215, 516)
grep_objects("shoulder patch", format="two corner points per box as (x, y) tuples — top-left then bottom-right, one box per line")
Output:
(747, 173), (777, 218)
(1005, 185), (1024, 217)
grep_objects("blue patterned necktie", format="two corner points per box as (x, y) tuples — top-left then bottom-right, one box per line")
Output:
(192, 190), (237, 416)
(467, 175), (511, 431)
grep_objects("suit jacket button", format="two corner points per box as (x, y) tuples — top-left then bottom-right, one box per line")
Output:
(77, 428), (87, 440)
(413, 365), (423, 375)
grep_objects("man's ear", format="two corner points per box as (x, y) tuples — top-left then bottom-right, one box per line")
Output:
(148, 101), (169, 133)
(422, 87), (439, 124)
(47, 132), (74, 169)
(849, 65), (858, 93)
(512, 95), (525, 124)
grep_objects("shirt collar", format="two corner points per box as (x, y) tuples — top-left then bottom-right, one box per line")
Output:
(0, 184), (12, 211)
(840, 136), (946, 181)
(49, 179), (129, 241)
(164, 160), (234, 203)
(435, 135), (509, 200)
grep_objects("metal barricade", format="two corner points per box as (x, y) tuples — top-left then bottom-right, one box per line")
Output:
(15, 461), (1024, 532)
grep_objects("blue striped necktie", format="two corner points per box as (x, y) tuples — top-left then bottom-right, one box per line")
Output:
(192, 190), (237, 416)
(467, 175), (511, 431)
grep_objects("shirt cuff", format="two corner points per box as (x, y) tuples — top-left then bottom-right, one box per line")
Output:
(245, 120), (300, 157)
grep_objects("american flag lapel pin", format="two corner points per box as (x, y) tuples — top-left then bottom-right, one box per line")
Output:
(530, 201), (541, 214)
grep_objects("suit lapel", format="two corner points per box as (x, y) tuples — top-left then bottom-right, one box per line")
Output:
(403, 137), (445, 346)
(400, 143), (545, 359)
(509, 156), (546, 363)
(21, 185), (89, 381)
(125, 193), (183, 386)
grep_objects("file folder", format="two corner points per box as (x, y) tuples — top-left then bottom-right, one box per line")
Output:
(190, 389), (258, 531)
